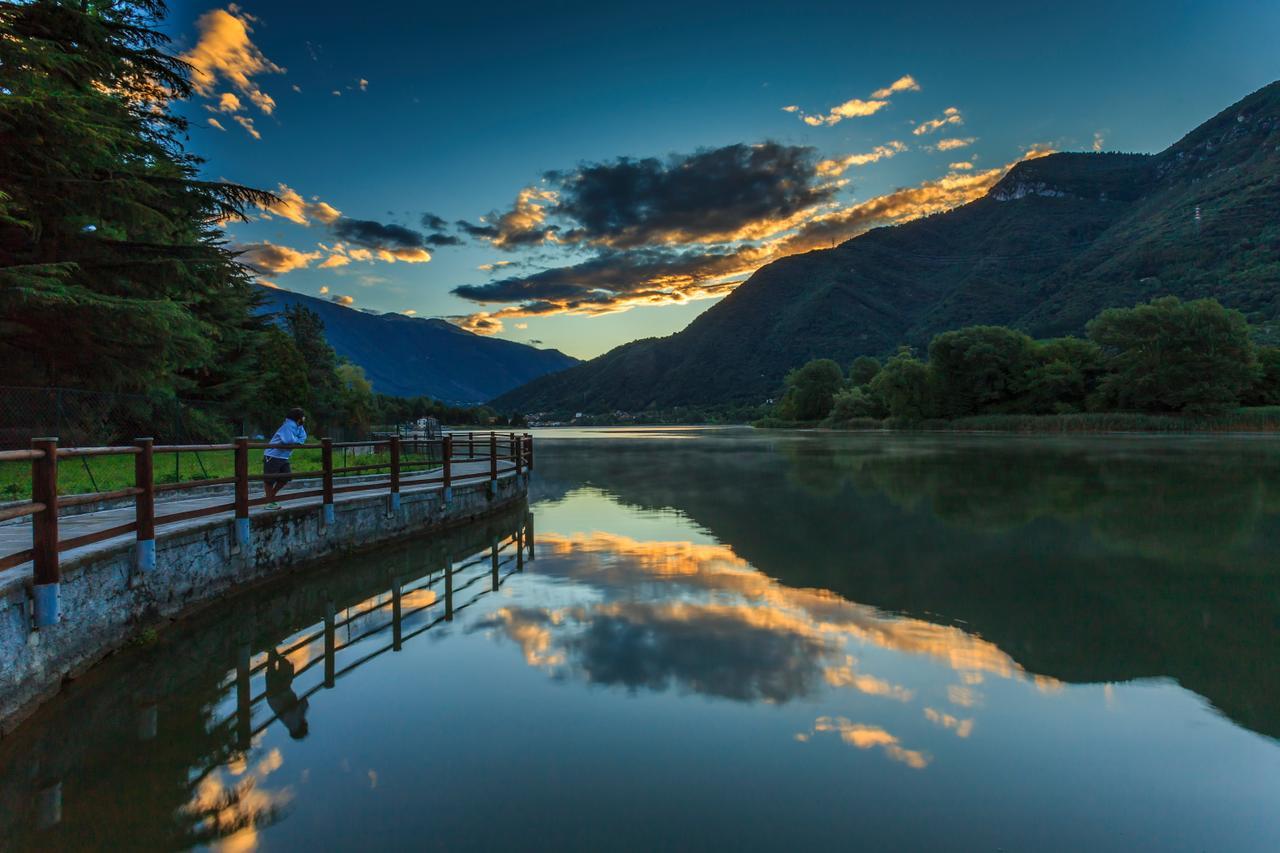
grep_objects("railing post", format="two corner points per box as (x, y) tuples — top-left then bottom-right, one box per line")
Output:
(31, 437), (59, 628)
(321, 437), (335, 526)
(234, 437), (250, 549)
(488, 432), (498, 496)
(444, 552), (454, 621)
(468, 432), (474, 460)
(515, 432), (523, 476)
(235, 641), (251, 751)
(323, 598), (336, 688)
(388, 436), (401, 513)
(391, 575), (403, 652)
(491, 537), (500, 591)
(526, 511), (535, 561)
(525, 433), (534, 471)
(442, 434), (453, 503)
(134, 437), (155, 572)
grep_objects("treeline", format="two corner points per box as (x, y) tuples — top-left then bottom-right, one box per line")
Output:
(0, 2), (503, 439)
(767, 296), (1280, 427)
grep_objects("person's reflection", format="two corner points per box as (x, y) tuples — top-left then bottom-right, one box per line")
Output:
(265, 649), (309, 739)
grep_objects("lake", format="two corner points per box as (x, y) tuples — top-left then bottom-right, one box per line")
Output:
(1, 427), (1278, 851)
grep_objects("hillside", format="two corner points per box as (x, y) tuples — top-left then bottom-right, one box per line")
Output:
(493, 81), (1280, 414)
(257, 287), (578, 403)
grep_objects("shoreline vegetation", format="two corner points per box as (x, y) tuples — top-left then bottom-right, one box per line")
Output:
(755, 408), (1280, 434)
(755, 296), (1280, 435)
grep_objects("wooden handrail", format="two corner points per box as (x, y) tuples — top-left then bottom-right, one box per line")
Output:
(0, 502), (44, 523)
(57, 445), (141, 458)
(0, 432), (534, 596)
(0, 449), (45, 462)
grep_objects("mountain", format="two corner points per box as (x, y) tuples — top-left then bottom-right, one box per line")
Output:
(256, 286), (578, 403)
(494, 81), (1280, 414)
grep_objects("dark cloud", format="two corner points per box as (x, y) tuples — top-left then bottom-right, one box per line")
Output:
(425, 233), (462, 247)
(331, 217), (425, 250)
(452, 247), (746, 305)
(548, 142), (834, 248)
(449, 247), (751, 332)
(456, 219), (499, 239)
(420, 212), (448, 230)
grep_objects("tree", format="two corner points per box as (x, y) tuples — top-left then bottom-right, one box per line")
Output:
(252, 327), (311, 426)
(928, 325), (1036, 417)
(870, 351), (934, 420)
(778, 359), (843, 421)
(1019, 337), (1105, 414)
(1243, 345), (1280, 406)
(1087, 296), (1259, 414)
(335, 362), (374, 430)
(848, 356), (882, 387)
(0, 0), (275, 397)
(282, 304), (342, 418)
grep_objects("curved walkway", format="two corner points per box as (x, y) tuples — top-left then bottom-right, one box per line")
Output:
(0, 459), (516, 591)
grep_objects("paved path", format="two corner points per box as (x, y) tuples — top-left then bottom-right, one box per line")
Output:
(0, 460), (517, 586)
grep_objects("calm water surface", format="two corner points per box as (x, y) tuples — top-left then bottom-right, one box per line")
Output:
(2, 428), (1278, 850)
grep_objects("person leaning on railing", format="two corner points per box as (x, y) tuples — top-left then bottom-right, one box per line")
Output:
(263, 407), (307, 509)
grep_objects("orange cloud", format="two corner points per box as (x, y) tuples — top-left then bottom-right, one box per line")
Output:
(913, 107), (963, 135)
(232, 115), (261, 140)
(788, 74), (920, 127)
(870, 75), (921, 99)
(237, 241), (321, 274)
(933, 137), (975, 151)
(181, 6), (285, 116)
(816, 141), (908, 177)
(261, 184), (344, 226)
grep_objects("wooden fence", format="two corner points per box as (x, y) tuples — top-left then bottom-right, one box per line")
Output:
(0, 431), (533, 627)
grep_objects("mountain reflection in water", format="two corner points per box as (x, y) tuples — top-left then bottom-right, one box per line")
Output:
(0, 429), (1277, 852)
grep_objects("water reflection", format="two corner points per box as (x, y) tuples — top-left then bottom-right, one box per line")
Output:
(531, 431), (1280, 741)
(476, 530), (1049, 708)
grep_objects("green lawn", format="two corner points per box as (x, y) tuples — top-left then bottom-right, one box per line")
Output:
(0, 447), (440, 501)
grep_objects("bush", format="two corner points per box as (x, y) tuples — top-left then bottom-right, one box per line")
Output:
(870, 352), (935, 420)
(829, 387), (886, 422)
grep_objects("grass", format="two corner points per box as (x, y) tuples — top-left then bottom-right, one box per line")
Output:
(0, 447), (440, 501)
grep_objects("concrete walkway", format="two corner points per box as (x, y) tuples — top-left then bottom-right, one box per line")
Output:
(0, 460), (516, 586)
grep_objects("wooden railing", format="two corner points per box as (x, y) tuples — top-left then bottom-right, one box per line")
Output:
(0, 431), (533, 627)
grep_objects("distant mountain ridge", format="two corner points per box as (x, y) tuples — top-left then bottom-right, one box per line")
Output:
(256, 286), (578, 403)
(494, 80), (1280, 413)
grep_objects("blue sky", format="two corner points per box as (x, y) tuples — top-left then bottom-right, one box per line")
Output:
(167, 0), (1280, 359)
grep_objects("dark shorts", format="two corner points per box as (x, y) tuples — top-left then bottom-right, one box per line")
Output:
(264, 456), (292, 486)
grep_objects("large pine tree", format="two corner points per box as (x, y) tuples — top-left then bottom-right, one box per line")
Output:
(0, 0), (276, 401)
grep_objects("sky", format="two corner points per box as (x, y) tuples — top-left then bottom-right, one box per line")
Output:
(166, 0), (1280, 360)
